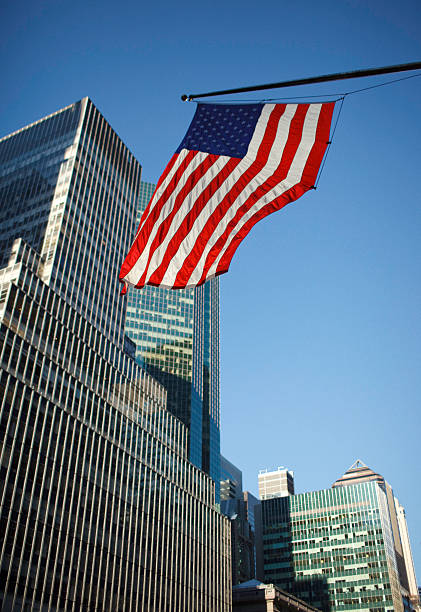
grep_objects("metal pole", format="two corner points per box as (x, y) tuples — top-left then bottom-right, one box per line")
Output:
(181, 61), (421, 101)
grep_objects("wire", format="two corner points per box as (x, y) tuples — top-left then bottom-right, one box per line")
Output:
(183, 61), (421, 100)
(189, 72), (420, 190)
(341, 71), (421, 96)
(314, 97), (345, 189)
(191, 71), (421, 104)
(195, 95), (343, 103)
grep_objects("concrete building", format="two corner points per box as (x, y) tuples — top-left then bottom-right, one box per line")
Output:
(0, 99), (231, 610)
(258, 467), (295, 500)
(124, 181), (221, 496)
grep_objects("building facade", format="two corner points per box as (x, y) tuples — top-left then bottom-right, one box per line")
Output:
(395, 499), (420, 611)
(0, 99), (231, 611)
(220, 455), (258, 585)
(332, 461), (420, 612)
(258, 467), (295, 501)
(258, 462), (419, 612)
(221, 454), (243, 502)
(124, 181), (221, 494)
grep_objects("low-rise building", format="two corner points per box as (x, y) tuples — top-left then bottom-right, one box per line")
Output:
(233, 579), (321, 612)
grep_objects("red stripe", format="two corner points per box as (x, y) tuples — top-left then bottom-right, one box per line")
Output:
(215, 183), (313, 277)
(172, 104), (288, 287)
(147, 156), (241, 286)
(137, 153), (221, 287)
(275, 104), (310, 184)
(299, 102), (334, 188)
(195, 105), (310, 285)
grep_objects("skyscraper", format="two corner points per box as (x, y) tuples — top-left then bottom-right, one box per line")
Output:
(0, 99), (136, 346)
(332, 461), (420, 612)
(257, 461), (419, 612)
(0, 99), (231, 610)
(125, 181), (221, 493)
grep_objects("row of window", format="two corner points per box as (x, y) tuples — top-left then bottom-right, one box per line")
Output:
(1, 374), (229, 611)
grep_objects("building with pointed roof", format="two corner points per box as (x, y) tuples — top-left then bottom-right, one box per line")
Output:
(257, 460), (420, 612)
(332, 459), (385, 488)
(333, 460), (420, 611)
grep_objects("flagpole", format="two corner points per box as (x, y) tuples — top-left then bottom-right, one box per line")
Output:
(181, 61), (421, 101)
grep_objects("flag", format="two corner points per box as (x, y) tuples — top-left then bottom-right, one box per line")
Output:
(120, 101), (335, 291)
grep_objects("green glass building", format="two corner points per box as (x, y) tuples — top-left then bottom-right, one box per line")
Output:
(260, 480), (404, 612)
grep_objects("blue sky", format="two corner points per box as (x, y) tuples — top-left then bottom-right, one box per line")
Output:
(2, 0), (421, 577)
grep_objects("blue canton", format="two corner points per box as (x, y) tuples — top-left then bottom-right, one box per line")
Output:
(176, 103), (262, 158)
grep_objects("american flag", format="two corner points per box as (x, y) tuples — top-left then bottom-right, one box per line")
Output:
(120, 101), (335, 291)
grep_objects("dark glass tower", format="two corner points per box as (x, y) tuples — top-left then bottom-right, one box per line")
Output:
(0, 100), (231, 610)
(125, 181), (221, 496)
(219, 455), (258, 585)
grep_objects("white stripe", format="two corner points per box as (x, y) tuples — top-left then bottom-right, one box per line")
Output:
(204, 103), (323, 282)
(123, 151), (210, 285)
(156, 104), (276, 287)
(181, 104), (299, 286)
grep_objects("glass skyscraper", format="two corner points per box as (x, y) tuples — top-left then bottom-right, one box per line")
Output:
(125, 181), (221, 496)
(0, 99), (231, 610)
(258, 462), (418, 612)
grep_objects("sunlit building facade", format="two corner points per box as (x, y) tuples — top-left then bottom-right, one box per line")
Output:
(395, 499), (420, 611)
(258, 467), (295, 500)
(333, 461), (420, 612)
(124, 181), (221, 495)
(0, 100), (231, 611)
